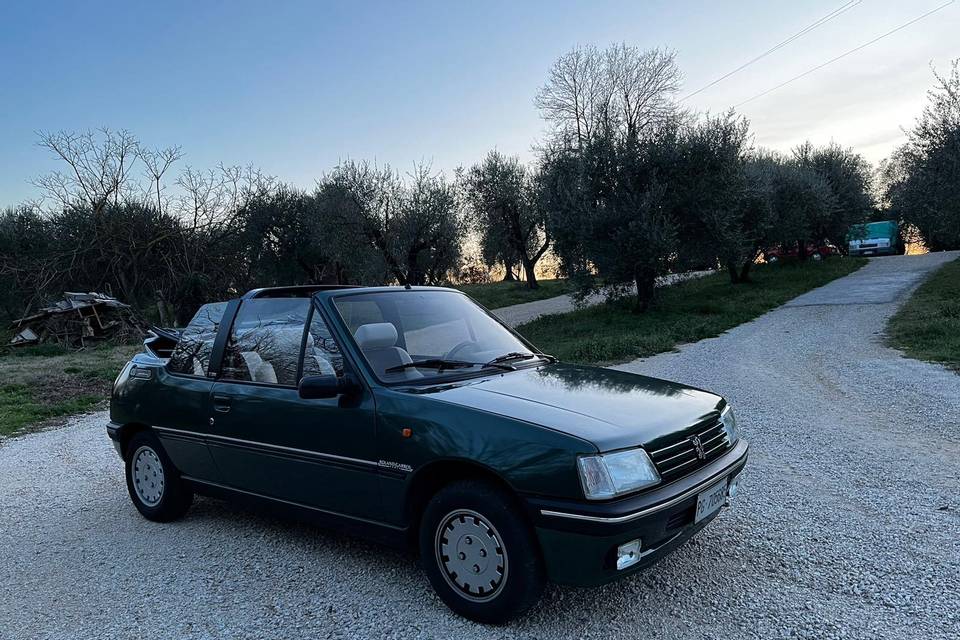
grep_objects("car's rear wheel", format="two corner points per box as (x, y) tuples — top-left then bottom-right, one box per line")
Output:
(124, 431), (193, 522)
(419, 480), (545, 624)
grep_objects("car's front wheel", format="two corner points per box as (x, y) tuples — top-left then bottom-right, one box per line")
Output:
(124, 431), (193, 522)
(419, 480), (545, 624)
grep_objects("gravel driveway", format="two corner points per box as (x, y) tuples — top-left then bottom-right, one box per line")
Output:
(1, 253), (958, 639)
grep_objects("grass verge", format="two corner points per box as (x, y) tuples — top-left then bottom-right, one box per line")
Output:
(887, 257), (960, 371)
(456, 278), (573, 309)
(0, 343), (140, 437)
(518, 258), (867, 365)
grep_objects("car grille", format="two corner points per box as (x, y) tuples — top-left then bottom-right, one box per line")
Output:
(648, 418), (729, 483)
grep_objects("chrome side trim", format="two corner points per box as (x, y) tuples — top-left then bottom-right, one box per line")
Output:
(152, 426), (379, 468)
(181, 476), (404, 530)
(540, 448), (748, 524)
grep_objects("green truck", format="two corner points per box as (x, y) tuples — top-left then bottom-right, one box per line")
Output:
(848, 220), (903, 256)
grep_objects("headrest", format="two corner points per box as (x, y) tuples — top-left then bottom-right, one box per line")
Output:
(355, 323), (398, 349)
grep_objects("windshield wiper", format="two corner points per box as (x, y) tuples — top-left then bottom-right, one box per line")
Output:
(488, 351), (559, 365)
(386, 358), (516, 374)
(485, 352), (537, 367)
(385, 359), (476, 373)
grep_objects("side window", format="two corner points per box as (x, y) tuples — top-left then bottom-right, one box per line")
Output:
(220, 298), (310, 386)
(302, 309), (345, 378)
(168, 302), (228, 377)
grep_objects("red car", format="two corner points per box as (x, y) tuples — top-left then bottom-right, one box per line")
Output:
(764, 242), (839, 263)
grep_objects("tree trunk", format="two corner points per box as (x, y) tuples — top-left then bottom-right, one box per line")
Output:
(726, 261), (741, 284)
(633, 272), (656, 313)
(738, 260), (753, 283)
(408, 271), (425, 286)
(521, 256), (539, 289)
(797, 241), (808, 261)
(502, 263), (516, 282)
(156, 299), (170, 327)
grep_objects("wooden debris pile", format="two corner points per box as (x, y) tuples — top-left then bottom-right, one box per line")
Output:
(9, 292), (147, 348)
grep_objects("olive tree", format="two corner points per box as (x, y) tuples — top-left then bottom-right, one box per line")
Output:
(464, 151), (551, 288)
(544, 131), (679, 311)
(768, 160), (836, 255)
(793, 141), (873, 249)
(320, 161), (464, 286)
(885, 60), (960, 251)
(236, 186), (368, 288)
(650, 112), (751, 279)
(719, 153), (778, 282)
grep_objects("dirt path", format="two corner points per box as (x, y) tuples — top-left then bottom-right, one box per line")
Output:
(492, 270), (712, 326)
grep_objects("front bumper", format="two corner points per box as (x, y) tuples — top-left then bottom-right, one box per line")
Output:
(526, 439), (748, 586)
(849, 246), (894, 256)
(106, 421), (124, 457)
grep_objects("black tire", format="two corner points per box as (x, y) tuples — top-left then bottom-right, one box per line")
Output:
(124, 431), (193, 522)
(419, 480), (545, 624)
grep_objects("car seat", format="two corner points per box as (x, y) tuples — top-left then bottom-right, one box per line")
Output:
(354, 323), (422, 380)
(239, 351), (278, 384)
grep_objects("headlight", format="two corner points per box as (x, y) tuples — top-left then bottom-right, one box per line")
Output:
(720, 405), (739, 445)
(577, 448), (660, 500)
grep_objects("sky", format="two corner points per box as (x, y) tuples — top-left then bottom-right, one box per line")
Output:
(0, 0), (957, 206)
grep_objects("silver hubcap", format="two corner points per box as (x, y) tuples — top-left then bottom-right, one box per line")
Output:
(132, 446), (165, 506)
(435, 509), (507, 602)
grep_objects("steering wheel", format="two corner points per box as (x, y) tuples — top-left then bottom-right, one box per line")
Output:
(445, 341), (480, 361)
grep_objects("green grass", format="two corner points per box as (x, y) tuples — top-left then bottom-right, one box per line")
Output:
(518, 258), (867, 365)
(887, 257), (960, 371)
(455, 278), (574, 309)
(0, 342), (140, 437)
(0, 385), (102, 435)
(5, 343), (70, 358)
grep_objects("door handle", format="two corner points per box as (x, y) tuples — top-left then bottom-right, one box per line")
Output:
(212, 394), (232, 413)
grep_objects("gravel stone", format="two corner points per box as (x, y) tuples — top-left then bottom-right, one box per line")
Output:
(1, 252), (958, 639)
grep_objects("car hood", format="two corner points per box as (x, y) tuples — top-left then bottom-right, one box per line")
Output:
(412, 363), (724, 452)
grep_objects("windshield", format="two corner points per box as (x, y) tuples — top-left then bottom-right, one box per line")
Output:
(850, 221), (896, 240)
(333, 290), (542, 383)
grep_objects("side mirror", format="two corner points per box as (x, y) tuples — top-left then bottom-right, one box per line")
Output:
(298, 374), (359, 399)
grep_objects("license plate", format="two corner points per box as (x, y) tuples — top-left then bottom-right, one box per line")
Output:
(694, 477), (728, 523)
(863, 250), (875, 255)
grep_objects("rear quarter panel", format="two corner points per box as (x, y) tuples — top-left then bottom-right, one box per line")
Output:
(111, 357), (219, 479)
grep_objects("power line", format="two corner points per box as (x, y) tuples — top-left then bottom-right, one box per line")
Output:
(682, 0), (862, 101)
(735, 0), (956, 107)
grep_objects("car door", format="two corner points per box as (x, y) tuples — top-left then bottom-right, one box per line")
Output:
(151, 300), (236, 482)
(207, 296), (380, 521)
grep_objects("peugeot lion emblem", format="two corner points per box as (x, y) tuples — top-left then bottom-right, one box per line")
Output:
(690, 435), (706, 460)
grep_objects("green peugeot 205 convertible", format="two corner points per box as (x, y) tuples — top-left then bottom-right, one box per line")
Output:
(108, 285), (748, 623)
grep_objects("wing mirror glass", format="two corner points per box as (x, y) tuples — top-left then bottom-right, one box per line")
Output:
(298, 374), (359, 399)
